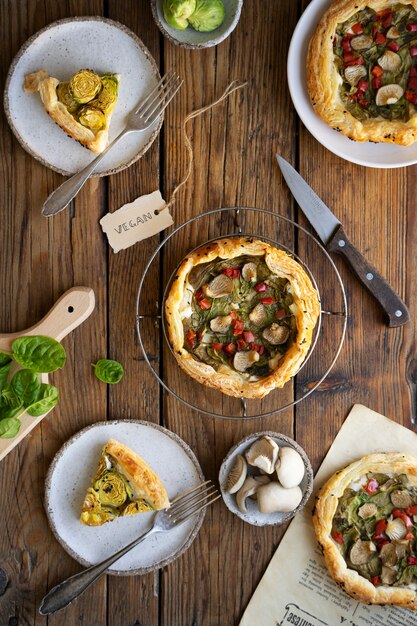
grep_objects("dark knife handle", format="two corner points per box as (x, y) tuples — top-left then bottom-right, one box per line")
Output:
(327, 225), (409, 328)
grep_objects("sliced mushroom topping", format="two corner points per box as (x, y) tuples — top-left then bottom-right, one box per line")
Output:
(262, 323), (290, 345)
(394, 539), (410, 559)
(387, 26), (401, 39)
(210, 315), (232, 333)
(225, 454), (247, 494)
(381, 565), (397, 585)
(344, 65), (367, 87)
(242, 262), (257, 282)
(204, 274), (234, 298)
(233, 350), (260, 373)
(390, 490), (413, 509)
(378, 50), (402, 72)
(376, 84), (404, 106)
(236, 476), (259, 513)
(249, 303), (267, 324)
(380, 543), (398, 567)
(245, 436), (279, 474)
(386, 517), (407, 541)
(350, 540), (376, 565)
(358, 502), (378, 519)
(351, 34), (373, 50)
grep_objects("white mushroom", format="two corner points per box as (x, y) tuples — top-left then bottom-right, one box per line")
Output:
(210, 315), (232, 333)
(386, 517), (407, 541)
(276, 447), (305, 489)
(262, 323), (290, 345)
(204, 274), (234, 298)
(248, 475), (271, 499)
(378, 50), (402, 72)
(225, 455), (247, 494)
(249, 303), (267, 324)
(390, 490), (413, 509)
(351, 34), (373, 50)
(381, 566), (397, 585)
(349, 540), (376, 565)
(344, 65), (367, 86)
(242, 262), (257, 282)
(380, 543), (398, 567)
(236, 477), (259, 513)
(376, 84), (404, 106)
(387, 26), (401, 39)
(257, 482), (303, 514)
(245, 436), (279, 474)
(358, 502), (378, 519)
(233, 350), (259, 372)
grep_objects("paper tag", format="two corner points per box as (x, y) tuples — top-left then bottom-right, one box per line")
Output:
(100, 190), (174, 253)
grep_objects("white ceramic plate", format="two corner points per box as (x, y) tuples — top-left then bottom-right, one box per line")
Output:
(4, 17), (163, 176)
(288, 0), (417, 168)
(45, 420), (205, 575)
(219, 431), (313, 526)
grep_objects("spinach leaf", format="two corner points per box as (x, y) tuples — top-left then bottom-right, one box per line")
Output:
(0, 362), (11, 393)
(0, 417), (21, 439)
(92, 359), (124, 384)
(0, 352), (12, 367)
(12, 336), (66, 373)
(11, 369), (41, 406)
(1, 385), (21, 409)
(26, 383), (59, 417)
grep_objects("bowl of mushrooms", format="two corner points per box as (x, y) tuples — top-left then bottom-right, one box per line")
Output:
(219, 431), (313, 526)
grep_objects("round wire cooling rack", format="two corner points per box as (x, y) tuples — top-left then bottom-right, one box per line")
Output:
(136, 207), (348, 420)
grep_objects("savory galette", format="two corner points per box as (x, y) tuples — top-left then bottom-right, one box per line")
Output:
(313, 453), (417, 609)
(307, 0), (417, 144)
(164, 238), (320, 399)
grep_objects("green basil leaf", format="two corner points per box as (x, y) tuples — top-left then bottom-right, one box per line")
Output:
(0, 352), (12, 367)
(10, 369), (41, 407)
(12, 336), (66, 373)
(0, 362), (11, 393)
(92, 359), (124, 384)
(26, 383), (59, 417)
(0, 417), (21, 438)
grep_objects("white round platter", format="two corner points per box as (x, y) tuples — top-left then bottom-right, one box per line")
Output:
(45, 420), (205, 575)
(288, 0), (417, 168)
(4, 17), (163, 177)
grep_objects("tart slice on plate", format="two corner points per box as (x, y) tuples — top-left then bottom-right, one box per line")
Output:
(24, 68), (120, 153)
(80, 439), (169, 526)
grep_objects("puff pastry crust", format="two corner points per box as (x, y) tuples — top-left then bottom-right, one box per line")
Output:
(164, 237), (320, 399)
(81, 439), (169, 526)
(24, 69), (117, 153)
(313, 453), (417, 609)
(307, 0), (417, 145)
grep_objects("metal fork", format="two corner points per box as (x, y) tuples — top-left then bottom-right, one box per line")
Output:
(39, 480), (219, 615)
(42, 70), (183, 217)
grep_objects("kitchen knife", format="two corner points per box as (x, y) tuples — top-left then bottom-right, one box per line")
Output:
(276, 155), (409, 328)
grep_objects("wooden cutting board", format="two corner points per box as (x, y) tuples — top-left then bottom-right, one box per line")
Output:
(0, 287), (95, 462)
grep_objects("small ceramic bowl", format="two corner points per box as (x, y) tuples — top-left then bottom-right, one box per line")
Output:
(219, 431), (313, 526)
(151, 0), (243, 49)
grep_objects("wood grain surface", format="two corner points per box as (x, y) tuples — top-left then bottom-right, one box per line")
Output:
(0, 0), (416, 625)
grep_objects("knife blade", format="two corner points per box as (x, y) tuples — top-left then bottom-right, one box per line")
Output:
(276, 155), (409, 328)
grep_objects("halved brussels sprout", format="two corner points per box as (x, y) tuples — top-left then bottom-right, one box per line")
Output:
(91, 74), (119, 114)
(188, 0), (225, 32)
(56, 82), (79, 114)
(69, 69), (102, 104)
(121, 500), (155, 515)
(78, 106), (106, 131)
(94, 470), (132, 507)
(80, 488), (118, 525)
(165, 0), (196, 19)
(163, 1), (190, 30)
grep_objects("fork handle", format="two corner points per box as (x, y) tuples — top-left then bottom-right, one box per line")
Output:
(39, 525), (158, 615)
(41, 128), (129, 217)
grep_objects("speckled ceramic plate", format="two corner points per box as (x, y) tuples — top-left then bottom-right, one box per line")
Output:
(219, 431), (313, 526)
(4, 17), (163, 176)
(45, 420), (205, 575)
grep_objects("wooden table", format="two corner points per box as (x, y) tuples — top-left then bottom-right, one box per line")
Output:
(0, 1), (415, 624)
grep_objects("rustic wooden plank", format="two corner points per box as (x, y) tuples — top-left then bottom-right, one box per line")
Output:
(0, 2), (107, 625)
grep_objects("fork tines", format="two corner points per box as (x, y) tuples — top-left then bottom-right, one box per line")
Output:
(168, 480), (220, 525)
(136, 70), (183, 124)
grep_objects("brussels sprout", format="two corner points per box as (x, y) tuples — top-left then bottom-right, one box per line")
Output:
(56, 82), (79, 114)
(94, 74), (119, 113)
(69, 69), (102, 104)
(163, 0), (190, 30)
(94, 470), (133, 507)
(78, 106), (106, 131)
(188, 0), (225, 32)
(121, 500), (155, 515)
(165, 0), (196, 19)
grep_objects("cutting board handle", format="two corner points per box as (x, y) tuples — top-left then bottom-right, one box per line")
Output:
(0, 287), (95, 347)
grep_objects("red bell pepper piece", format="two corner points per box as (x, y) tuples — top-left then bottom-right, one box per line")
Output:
(405, 90), (417, 104)
(374, 519), (387, 535)
(352, 22), (364, 34)
(197, 330), (203, 340)
(410, 66), (417, 77)
(187, 330), (197, 349)
(371, 576), (380, 586)
(275, 307), (287, 320)
(357, 79), (369, 92)
(408, 556), (417, 565)
(393, 509), (414, 528)
(365, 479), (379, 495)
(408, 77), (417, 90)
(375, 32), (386, 44)
(405, 531), (415, 540)
(372, 77), (382, 90)
(371, 66), (384, 77)
(407, 23), (417, 32)
(232, 319), (245, 336)
(342, 38), (352, 52)
(236, 338), (246, 351)
(250, 343), (265, 355)
(255, 282), (268, 293)
(382, 13), (393, 28)
(375, 539), (390, 551)
(410, 47), (417, 57)
(212, 342), (223, 351)
(224, 342), (236, 355)
(243, 331), (255, 343)
(345, 55), (364, 66)
(223, 267), (240, 278)
(331, 531), (344, 544)
(195, 287), (204, 301)
(199, 298), (211, 310)
(405, 505), (417, 516)
(261, 297), (275, 306)
(343, 51), (356, 62)
(229, 311), (238, 320)
(387, 41), (400, 52)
